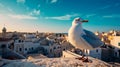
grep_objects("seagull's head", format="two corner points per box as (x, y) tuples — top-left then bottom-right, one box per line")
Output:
(72, 17), (88, 26)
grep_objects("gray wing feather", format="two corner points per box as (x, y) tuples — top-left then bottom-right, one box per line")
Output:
(82, 29), (103, 48)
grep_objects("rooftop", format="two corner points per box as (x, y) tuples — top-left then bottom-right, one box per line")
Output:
(0, 38), (12, 42)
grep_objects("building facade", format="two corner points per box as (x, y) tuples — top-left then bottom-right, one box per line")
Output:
(111, 36), (120, 58)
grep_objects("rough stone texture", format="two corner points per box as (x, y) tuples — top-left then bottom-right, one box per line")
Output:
(0, 58), (112, 67)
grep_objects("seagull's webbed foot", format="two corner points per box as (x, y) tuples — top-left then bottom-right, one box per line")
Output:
(82, 57), (93, 63)
(82, 57), (89, 62)
(75, 56), (85, 60)
(75, 57), (92, 63)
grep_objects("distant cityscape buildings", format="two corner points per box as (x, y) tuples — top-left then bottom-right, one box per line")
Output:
(0, 26), (120, 63)
(0, 26), (74, 59)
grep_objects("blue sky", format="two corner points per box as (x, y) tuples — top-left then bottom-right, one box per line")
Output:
(0, 0), (120, 33)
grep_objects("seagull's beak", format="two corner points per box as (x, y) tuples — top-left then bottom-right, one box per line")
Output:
(81, 20), (88, 23)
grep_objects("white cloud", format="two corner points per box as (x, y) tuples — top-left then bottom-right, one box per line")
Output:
(100, 5), (111, 10)
(45, 14), (79, 20)
(103, 16), (113, 18)
(8, 14), (38, 20)
(17, 0), (25, 4)
(86, 14), (96, 18)
(33, 9), (40, 15)
(30, 9), (40, 16)
(103, 15), (120, 18)
(51, 0), (58, 3)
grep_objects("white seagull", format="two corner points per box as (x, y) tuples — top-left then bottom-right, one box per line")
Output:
(68, 17), (103, 61)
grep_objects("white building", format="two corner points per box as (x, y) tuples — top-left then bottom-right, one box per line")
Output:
(89, 48), (102, 59)
(52, 43), (62, 57)
(86, 47), (113, 61)
(111, 36), (120, 58)
(14, 34), (40, 55)
(111, 36), (120, 48)
(14, 34), (62, 57)
(61, 40), (74, 51)
(0, 27), (14, 49)
(40, 39), (62, 57)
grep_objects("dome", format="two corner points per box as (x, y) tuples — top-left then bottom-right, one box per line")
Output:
(2, 27), (7, 32)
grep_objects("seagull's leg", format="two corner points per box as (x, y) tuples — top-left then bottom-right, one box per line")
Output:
(82, 49), (89, 62)
(83, 49), (86, 59)
(85, 49), (88, 59)
(86, 49), (88, 59)
(82, 49), (85, 58)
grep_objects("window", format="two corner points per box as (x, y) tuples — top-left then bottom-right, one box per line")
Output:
(54, 47), (56, 49)
(115, 52), (117, 56)
(19, 48), (22, 51)
(96, 49), (98, 53)
(31, 47), (33, 50)
(50, 49), (52, 53)
(25, 48), (27, 51)
(22, 40), (24, 42)
(118, 43), (120, 46)
(1, 44), (6, 48)
(118, 50), (120, 57)
(19, 40), (21, 43)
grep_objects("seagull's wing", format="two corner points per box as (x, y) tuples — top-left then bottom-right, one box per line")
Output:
(81, 29), (103, 48)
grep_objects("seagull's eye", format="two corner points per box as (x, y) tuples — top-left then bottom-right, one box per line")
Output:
(75, 19), (80, 21)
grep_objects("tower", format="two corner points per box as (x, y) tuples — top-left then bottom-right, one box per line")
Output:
(2, 27), (7, 38)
